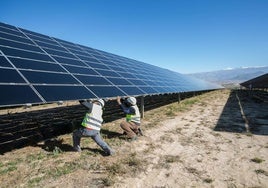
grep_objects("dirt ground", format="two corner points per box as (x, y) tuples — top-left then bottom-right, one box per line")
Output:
(0, 89), (267, 188)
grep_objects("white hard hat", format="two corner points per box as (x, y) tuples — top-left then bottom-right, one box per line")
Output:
(126, 97), (136, 105)
(97, 99), (105, 107)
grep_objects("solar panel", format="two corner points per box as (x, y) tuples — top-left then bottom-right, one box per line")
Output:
(240, 73), (268, 89)
(0, 22), (221, 107)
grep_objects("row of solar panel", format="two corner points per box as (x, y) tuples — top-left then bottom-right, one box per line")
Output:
(0, 22), (220, 107)
(0, 23), (154, 73)
(2, 82), (196, 106)
(0, 66), (188, 88)
(0, 49), (190, 88)
(0, 23), (159, 75)
(0, 22), (186, 83)
(0, 43), (189, 85)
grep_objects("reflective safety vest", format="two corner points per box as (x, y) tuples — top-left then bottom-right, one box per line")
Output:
(81, 104), (103, 130)
(126, 105), (141, 124)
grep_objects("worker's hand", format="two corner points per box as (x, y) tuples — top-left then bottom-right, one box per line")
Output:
(79, 99), (86, 104)
(116, 96), (121, 104)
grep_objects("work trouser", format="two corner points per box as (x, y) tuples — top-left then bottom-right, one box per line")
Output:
(72, 128), (113, 155)
(120, 121), (140, 138)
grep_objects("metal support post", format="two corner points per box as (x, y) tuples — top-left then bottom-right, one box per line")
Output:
(140, 96), (144, 118)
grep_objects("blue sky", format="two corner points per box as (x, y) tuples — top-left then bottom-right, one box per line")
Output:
(0, 0), (267, 73)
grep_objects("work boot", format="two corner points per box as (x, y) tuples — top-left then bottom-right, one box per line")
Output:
(137, 128), (143, 136)
(108, 149), (115, 156)
(104, 148), (115, 156)
(73, 146), (82, 152)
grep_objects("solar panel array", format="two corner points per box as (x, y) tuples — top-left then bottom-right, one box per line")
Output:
(240, 73), (268, 89)
(0, 22), (221, 107)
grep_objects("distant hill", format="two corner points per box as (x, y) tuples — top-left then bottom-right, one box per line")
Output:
(187, 66), (268, 88)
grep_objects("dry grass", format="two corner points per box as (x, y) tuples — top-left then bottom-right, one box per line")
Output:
(1, 89), (267, 187)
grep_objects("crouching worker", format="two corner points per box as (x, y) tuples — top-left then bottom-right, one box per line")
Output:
(72, 99), (114, 156)
(117, 96), (142, 141)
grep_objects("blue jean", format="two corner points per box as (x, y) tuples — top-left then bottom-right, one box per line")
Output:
(72, 128), (113, 155)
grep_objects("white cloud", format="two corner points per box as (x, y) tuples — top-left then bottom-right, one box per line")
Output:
(224, 67), (234, 70)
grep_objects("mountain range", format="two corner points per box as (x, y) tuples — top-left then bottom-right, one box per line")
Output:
(186, 66), (268, 88)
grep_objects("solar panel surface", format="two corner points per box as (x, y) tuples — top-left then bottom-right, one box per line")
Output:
(240, 73), (268, 89)
(0, 22), (221, 107)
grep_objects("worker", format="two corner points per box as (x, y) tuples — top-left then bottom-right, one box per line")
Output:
(116, 96), (142, 141)
(72, 99), (114, 156)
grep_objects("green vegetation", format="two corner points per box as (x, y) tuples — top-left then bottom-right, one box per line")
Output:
(186, 167), (200, 175)
(47, 162), (78, 178)
(183, 98), (199, 106)
(27, 177), (43, 187)
(0, 159), (22, 175)
(52, 146), (63, 155)
(203, 178), (213, 183)
(122, 152), (146, 174)
(158, 97), (201, 117)
(106, 162), (126, 176)
(26, 152), (46, 162)
(235, 134), (242, 139)
(255, 169), (268, 176)
(165, 107), (176, 117)
(156, 155), (181, 170)
(165, 155), (180, 163)
(102, 152), (147, 186)
(251, 157), (265, 163)
(100, 176), (115, 186)
(243, 132), (253, 137)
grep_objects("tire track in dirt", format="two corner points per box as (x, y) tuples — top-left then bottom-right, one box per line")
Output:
(114, 90), (268, 188)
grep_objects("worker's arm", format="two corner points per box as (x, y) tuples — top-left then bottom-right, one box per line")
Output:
(120, 104), (136, 115)
(79, 100), (93, 112)
(117, 96), (135, 114)
(117, 96), (128, 113)
(116, 96), (122, 105)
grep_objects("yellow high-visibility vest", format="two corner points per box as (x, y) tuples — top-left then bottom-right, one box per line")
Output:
(126, 105), (140, 124)
(81, 104), (103, 130)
